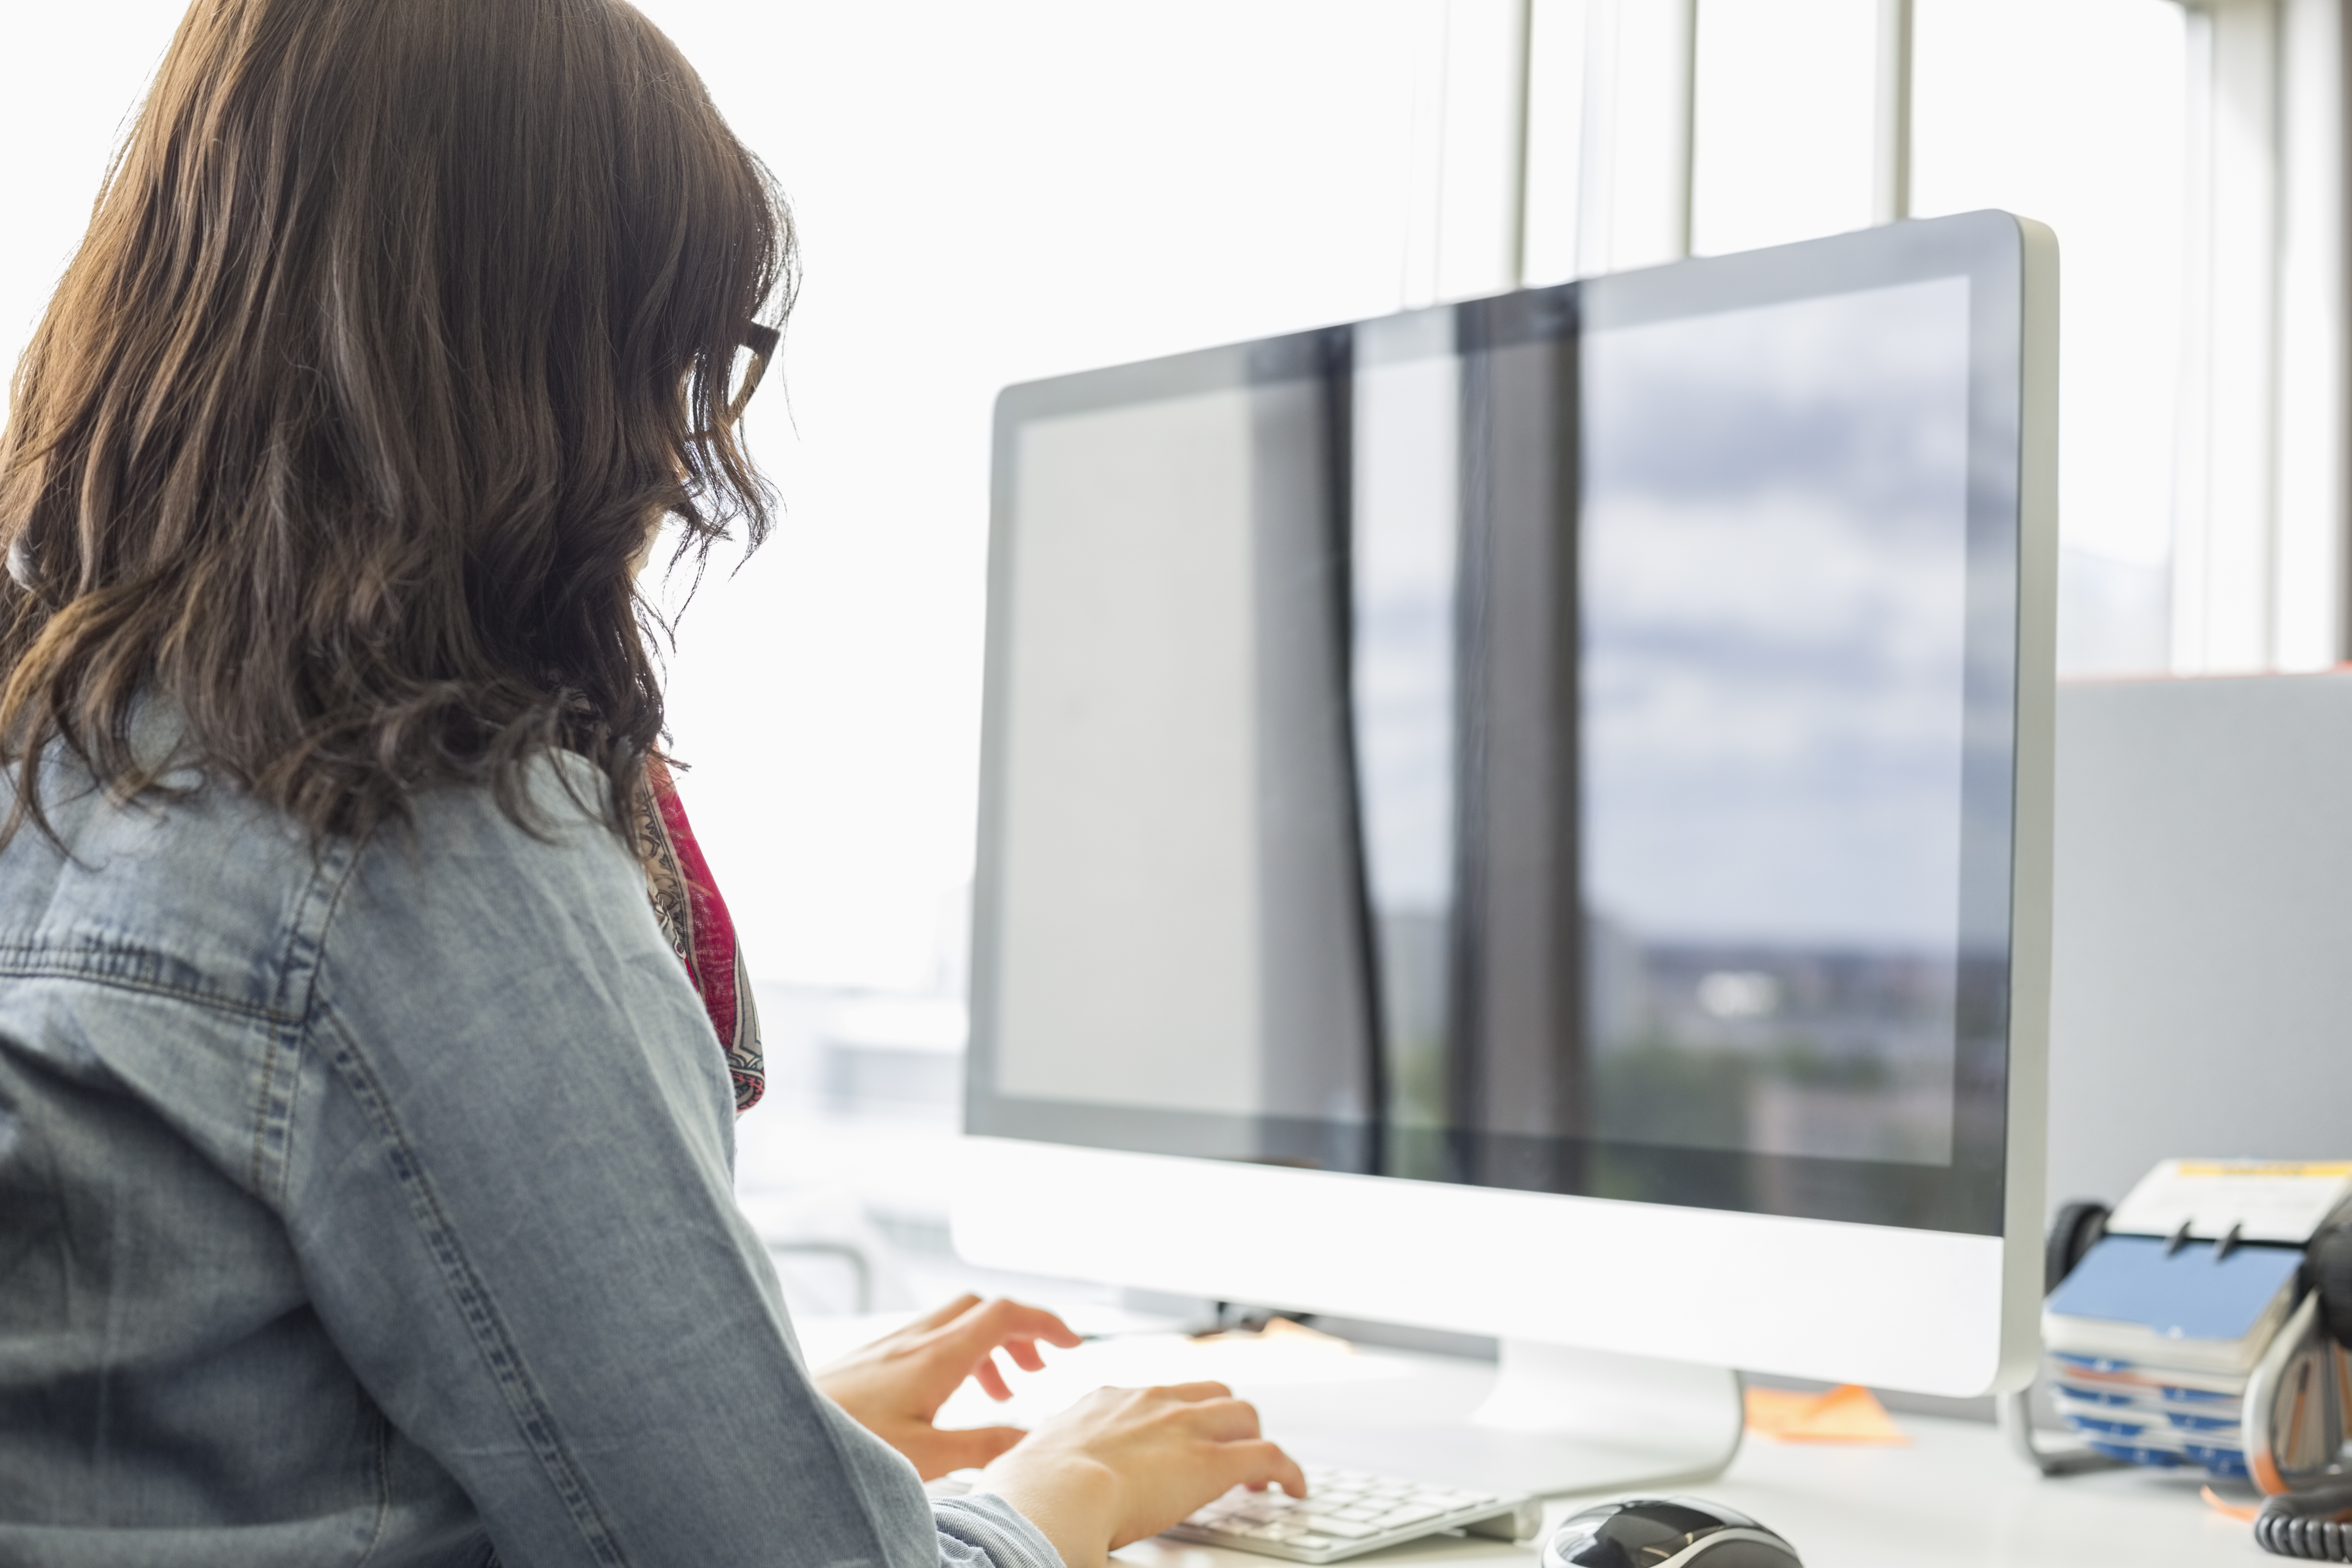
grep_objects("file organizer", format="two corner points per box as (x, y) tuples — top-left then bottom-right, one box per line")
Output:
(2028, 1160), (2352, 1491)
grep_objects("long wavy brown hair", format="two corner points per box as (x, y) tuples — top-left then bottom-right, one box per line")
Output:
(0, 0), (792, 847)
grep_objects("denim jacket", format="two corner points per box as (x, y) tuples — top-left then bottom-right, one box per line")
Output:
(0, 741), (1061, 1568)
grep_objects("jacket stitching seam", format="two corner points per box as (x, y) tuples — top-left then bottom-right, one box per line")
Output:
(314, 1005), (631, 1568)
(0, 958), (290, 1026)
(248, 1012), (287, 1198)
(254, 839), (361, 1203)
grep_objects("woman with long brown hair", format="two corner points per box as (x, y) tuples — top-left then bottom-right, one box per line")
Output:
(0, 2), (1300, 1563)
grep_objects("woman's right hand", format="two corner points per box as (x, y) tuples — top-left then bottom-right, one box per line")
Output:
(975, 1380), (1306, 1568)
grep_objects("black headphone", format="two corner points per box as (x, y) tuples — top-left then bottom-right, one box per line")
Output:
(2253, 1223), (2352, 1561)
(2314, 1224), (2352, 1353)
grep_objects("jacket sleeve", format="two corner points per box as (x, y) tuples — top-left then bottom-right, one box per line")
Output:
(281, 757), (1063, 1568)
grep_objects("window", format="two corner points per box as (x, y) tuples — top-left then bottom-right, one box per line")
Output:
(1681, 0), (2192, 676)
(637, 0), (1443, 996)
(1908, 0), (2189, 677)
(1691, 0), (1880, 258)
(0, 3), (190, 429)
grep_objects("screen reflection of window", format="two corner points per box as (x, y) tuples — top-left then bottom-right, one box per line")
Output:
(1580, 278), (1972, 1167)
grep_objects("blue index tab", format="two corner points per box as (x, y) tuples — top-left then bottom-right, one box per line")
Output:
(2046, 1235), (2303, 1343)
(2161, 1386), (2236, 1404)
(2088, 1441), (2184, 1469)
(2188, 1447), (2251, 1479)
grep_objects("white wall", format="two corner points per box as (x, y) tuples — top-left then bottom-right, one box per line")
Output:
(0, 4), (190, 423)
(0, 1), (1456, 992)
(634, 0), (1463, 990)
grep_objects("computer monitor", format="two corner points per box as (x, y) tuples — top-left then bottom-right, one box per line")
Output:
(956, 210), (2056, 1492)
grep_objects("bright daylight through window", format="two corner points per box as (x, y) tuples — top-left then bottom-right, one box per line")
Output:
(0, 0), (2291, 1319)
(1692, 0), (2187, 677)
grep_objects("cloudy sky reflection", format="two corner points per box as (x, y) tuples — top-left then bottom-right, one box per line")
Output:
(1581, 277), (1974, 953)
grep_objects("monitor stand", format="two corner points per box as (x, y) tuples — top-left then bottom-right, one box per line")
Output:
(1261, 1338), (1746, 1500)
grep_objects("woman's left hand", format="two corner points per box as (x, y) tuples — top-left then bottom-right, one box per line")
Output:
(815, 1294), (1085, 1478)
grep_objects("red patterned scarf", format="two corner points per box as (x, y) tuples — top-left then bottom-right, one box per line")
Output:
(634, 754), (764, 1112)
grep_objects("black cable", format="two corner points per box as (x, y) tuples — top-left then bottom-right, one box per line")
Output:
(2256, 1486), (2352, 1561)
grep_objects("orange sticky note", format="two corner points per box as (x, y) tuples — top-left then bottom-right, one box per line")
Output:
(1744, 1384), (1910, 1445)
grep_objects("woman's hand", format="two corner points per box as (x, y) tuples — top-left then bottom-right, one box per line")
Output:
(976, 1381), (1306, 1568)
(814, 1294), (1083, 1479)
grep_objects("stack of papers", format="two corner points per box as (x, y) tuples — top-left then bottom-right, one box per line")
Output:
(2042, 1234), (2307, 1478)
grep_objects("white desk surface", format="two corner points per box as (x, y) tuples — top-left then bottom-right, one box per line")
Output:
(1122, 1414), (2264, 1568)
(795, 1315), (2270, 1568)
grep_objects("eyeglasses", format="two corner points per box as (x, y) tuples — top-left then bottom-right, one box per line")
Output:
(726, 322), (780, 427)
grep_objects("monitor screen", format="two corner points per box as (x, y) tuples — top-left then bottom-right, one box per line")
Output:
(972, 213), (2028, 1235)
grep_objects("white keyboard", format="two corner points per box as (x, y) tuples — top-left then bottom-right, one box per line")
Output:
(1162, 1464), (1541, 1563)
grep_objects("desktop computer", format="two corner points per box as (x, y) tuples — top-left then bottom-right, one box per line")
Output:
(954, 210), (2058, 1499)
